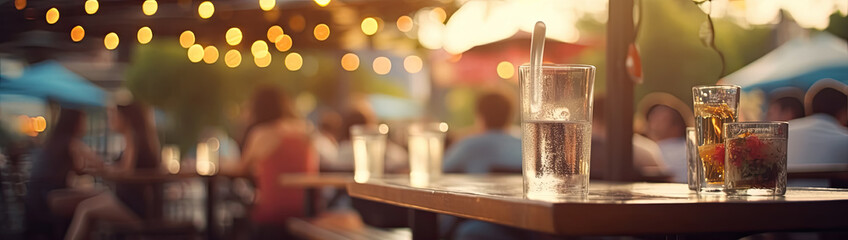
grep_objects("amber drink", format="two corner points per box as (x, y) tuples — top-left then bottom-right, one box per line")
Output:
(692, 85), (740, 192)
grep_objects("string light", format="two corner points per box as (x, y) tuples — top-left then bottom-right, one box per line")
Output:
(46, 7), (59, 24)
(225, 50), (242, 68)
(496, 61), (515, 79)
(267, 25), (284, 43)
(198, 1), (214, 19)
(137, 26), (153, 44)
(187, 44), (204, 63)
(70, 26), (85, 42)
(314, 0), (330, 7)
(313, 24), (330, 41)
(259, 0), (274, 11)
(397, 16), (413, 32)
(142, 0), (157, 16)
(285, 52), (303, 71)
(254, 53), (271, 68)
(404, 55), (423, 73)
(361, 17), (378, 36)
(203, 46), (219, 64)
(179, 30), (195, 48)
(14, 0), (25, 10)
(225, 27), (242, 46)
(251, 40), (269, 58)
(104, 32), (119, 50)
(274, 35), (292, 52)
(431, 7), (447, 23)
(373, 57), (391, 75)
(84, 0), (98, 14)
(340, 53), (359, 71)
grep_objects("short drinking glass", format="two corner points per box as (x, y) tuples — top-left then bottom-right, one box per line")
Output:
(351, 124), (389, 183)
(692, 85), (740, 192)
(519, 64), (595, 199)
(723, 122), (788, 196)
(408, 123), (447, 187)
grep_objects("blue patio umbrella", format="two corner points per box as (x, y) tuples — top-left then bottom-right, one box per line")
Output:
(0, 60), (105, 107)
(744, 64), (848, 93)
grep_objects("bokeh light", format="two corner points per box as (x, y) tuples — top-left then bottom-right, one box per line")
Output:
(340, 53), (359, 71)
(289, 14), (306, 33)
(313, 24), (330, 41)
(198, 1), (214, 19)
(254, 53), (271, 68)
(137, 26), (153, 44)
(361, 17), (378, 36)
(142, 0), (157, 16)
(496, 61), (515, 79)
(225, 50), (241, 68)
(15, 0), (25, 10)
(46, 7), (59, 24)
(314, 0), (330, 7)
(226, 27), (242, 46)
(203, 46), (219, 64)
(404, 55), (423, 73)
(285, 52), (303, 71)
(251, 40), (269, 58)
(396, 16), (413, 32)
(70, 26), (85, 42)
(84, 0), (98, 14)
(267, 25), (284, 43)
(259, 0), (274, 11)
(33, 116), (47, 132)
(372, 57), (391, 75)
(431, 7), (447, 23)
(104, 32), (119, 50)
(179, 30), (195, 48)
(275, 35), (292, 52)
(187, 44), (204, 63)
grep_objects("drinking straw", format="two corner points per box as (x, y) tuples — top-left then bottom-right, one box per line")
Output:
(530, 21), (546, 113)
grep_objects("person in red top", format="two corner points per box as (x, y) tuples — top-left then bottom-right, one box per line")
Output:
(222, 85), (318, 238)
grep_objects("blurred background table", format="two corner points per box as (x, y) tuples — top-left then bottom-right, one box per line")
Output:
(349, 174), (848, 239)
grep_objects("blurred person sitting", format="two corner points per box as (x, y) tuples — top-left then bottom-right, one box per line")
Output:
(443, 90), (521, 173)
(66, 101), (162, 240)
(221, 86), (317, 238)
(25, 108), (103, 239)
(313, 110), (342, 172)
(637, 93), (694, 183)
(765, 87), (806, 121)
(787, 80), (848, 168)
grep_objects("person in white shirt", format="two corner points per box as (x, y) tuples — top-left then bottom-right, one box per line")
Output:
(787, 82), (848, 168)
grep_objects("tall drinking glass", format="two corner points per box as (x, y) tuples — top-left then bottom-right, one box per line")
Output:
(408, 123), (447, 187)
(685, 127), (701, 190)
(351, 124), (389, 183)
(692, 85), (740, 192)
(723, 122), (788, 196)
(519, 64), (595, 199)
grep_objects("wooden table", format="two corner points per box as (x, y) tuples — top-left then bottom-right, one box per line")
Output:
(279, 173), (354, 216)
(348, 174), (848, 239)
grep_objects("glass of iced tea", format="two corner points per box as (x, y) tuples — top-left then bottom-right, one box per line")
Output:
(723, 122), (788, 196)
(692, 85), (740, 192)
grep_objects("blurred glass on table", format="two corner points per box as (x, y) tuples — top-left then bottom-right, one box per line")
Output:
(520, 64), (595, 199)
(686, 127), (701, 190)
(723, 122), (788, 196)
(692, 85), (740, 193)
(351, 124), (388, 183)
(408, 122), (447, 187)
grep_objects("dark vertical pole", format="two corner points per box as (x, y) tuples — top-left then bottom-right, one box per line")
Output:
(606, 0), (635, 181)
(409, 209), (438, 240)
(206, 176), (218, 240)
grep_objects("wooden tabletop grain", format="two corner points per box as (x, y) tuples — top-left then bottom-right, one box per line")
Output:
(348, 174), (848, 235)
(279, 173), (354, 188)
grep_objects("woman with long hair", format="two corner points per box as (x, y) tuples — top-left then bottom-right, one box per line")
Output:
(65, 101), (161, 240)
(223, 86), (317, 238)
(26, 108), (102, 238)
